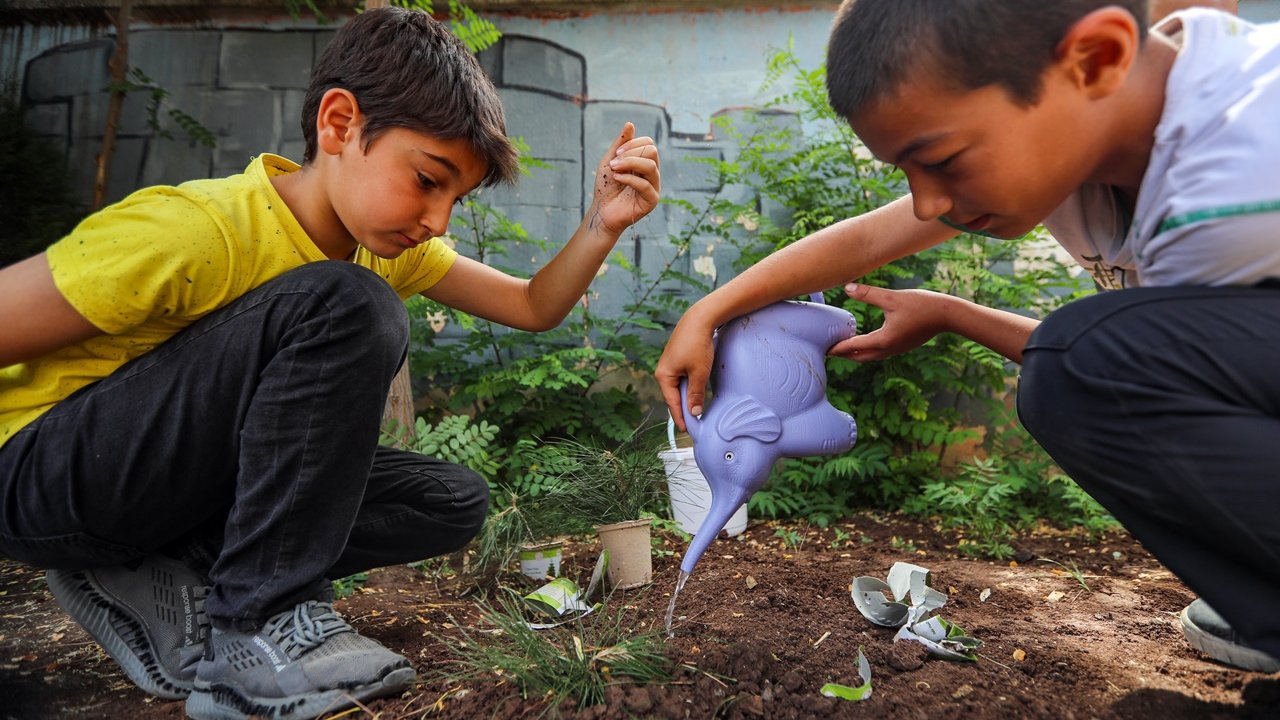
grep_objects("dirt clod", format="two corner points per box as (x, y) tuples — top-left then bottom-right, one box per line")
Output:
(736, 693), (764, 716)
(887, 639), (930, 671)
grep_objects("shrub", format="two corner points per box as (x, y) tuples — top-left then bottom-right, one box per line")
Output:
(0, 95), (82, 267)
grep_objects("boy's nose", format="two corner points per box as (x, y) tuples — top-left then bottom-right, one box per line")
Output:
(908, 179), (951, 222)
(420, 204), (451, 238)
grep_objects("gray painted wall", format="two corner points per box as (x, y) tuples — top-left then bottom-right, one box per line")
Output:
(12, 1), (1280, 322)
(17, 16), (797, 323)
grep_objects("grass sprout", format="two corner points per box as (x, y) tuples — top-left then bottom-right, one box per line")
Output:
(1039, 558), (1092, 592)
(437, 590), (672, 713)
(469, 492), (536, 576)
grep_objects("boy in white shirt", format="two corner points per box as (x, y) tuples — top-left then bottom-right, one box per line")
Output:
(658, 0), (1280, 672)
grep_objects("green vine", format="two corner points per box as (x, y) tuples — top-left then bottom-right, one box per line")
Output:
(109, 67), (216, 149)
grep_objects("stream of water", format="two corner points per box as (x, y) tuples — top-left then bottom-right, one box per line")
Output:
(663, 569), (691, 637)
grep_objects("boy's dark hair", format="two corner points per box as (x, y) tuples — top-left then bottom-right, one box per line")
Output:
(302, 7), (519, 187)
(826, 0), (1150, 118)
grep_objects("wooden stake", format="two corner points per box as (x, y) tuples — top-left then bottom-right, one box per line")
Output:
(93, 0), (133, 211)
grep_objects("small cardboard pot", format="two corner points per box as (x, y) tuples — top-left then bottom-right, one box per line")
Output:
(518, 540), (564, 580)
(594, 518), (652, 589)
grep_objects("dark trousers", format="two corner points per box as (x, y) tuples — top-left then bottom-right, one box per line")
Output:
(0, 263), (489, 630)
(1019, 285), (1280, 657)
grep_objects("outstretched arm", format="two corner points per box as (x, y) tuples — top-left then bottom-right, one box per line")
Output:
(656, 195), (958, 430)
(829, 283), (1039, 365)
(0, 253), (101, 367)
(423, 122), (660, 331)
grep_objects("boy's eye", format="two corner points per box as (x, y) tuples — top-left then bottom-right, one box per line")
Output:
(921, 155), (956, 173)
(417, 173), (437, 190)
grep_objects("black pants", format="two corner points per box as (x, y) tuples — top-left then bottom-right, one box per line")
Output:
(0, 263), (489, 630)
(1019, 285), (1280, 658)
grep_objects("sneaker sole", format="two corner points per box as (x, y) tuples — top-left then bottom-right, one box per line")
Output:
(46, 569), (193, 699)
(185, 665), (416, 720)
(1180, 606), (1280, 673)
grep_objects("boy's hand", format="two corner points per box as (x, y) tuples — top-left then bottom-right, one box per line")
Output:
(588, 122), (661, 235)
(655, 308), (717, 432)
(828, 283), (951, 362)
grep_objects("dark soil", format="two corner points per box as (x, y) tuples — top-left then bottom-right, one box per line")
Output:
(3, 512), (1279, 719)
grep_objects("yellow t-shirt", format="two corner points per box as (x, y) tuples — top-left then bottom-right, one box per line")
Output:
(0, 154), (457, 448)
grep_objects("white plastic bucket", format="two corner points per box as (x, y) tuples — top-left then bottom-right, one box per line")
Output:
(660, 417), (748, 537)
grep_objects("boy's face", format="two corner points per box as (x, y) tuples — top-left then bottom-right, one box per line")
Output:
(849, 70), (1096, 239)
(330, 126), (488, 259)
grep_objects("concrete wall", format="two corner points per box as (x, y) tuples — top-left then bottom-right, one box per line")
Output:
(12, 0), (1280, 321)
(16, 9), (818, 324)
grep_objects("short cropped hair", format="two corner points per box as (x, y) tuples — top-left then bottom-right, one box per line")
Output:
(826, 0), (1150, 118)
(302, 7), (519, 188)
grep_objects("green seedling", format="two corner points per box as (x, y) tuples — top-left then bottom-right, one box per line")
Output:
(889, 536), (917, 553)
(331, 572), (368, 600)
(1039, 558), (1092, 593)
(410, 556), (458, 580)
(774, 526), (804, 550)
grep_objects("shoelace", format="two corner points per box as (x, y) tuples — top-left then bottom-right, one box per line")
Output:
(263, 600), (354, 658)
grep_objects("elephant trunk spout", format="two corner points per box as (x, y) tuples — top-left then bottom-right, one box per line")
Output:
(679, 485), (751, 575)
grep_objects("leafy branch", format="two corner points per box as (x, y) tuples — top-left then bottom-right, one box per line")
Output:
(110, 67), (216, 149)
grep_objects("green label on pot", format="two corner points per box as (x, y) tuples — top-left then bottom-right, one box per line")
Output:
(519, 548), (560, 561)
(519, 544), (563, 580)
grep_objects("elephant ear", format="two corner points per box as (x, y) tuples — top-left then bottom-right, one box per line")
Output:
(715, 397), (782, 443)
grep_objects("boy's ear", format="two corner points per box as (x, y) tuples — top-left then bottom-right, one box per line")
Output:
(1055, 7), (1141, 99)
(315, 88), (363, 157)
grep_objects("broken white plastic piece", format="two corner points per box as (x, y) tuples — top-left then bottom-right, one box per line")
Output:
(895, 616), (982, 662)
(850, 561), (947, 627)
(850, 561), (980, 661)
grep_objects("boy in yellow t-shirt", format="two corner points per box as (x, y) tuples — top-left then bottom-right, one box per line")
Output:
(0, 8), (660, 720)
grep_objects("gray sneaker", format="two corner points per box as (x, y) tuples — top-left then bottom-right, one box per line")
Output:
(46, 555), (209, 699)
(186, 599), (416, 720)
(1180, 598), (1280, 673)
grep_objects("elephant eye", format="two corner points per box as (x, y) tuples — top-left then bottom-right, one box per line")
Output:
(724, 451), (735, 461)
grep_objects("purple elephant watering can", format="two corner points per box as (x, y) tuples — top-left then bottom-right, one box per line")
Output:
(678, 295), (859, 575)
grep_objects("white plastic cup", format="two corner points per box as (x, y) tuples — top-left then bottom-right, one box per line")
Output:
(658, 446), (748, 537)
(518, 541), (563, 580)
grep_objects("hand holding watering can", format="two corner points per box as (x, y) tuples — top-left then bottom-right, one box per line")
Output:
(676, 295), (859, 575)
